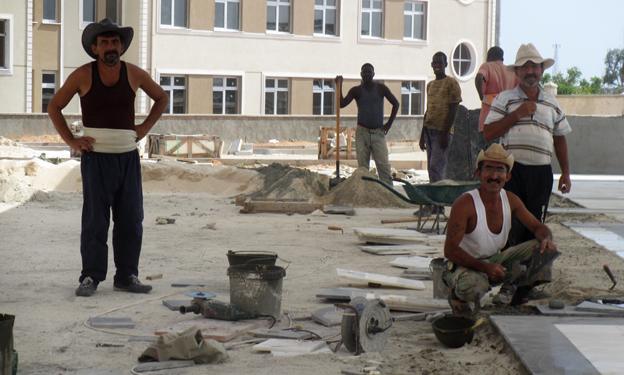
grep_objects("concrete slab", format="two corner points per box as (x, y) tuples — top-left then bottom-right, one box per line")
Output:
(311, 306), (343, 327)
(554, 178), (624, 221)
(576, 301), (624, 315)
(359, 244), (440, 256)
(87, 317), (135, 329)
(563, 222), (624, 253)
(536, 304), (624, 318)
(490, 315), (607, 375)
(252, 339), (327, 356)
(250, 328), (314, 340)
(555, 323), (624, 375)
(389, 256), (432, 271)
(162, 299), (192, 311)
(336, 268), (426, 290)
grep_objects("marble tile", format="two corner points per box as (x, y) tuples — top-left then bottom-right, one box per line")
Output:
(555, 324), (624, 375)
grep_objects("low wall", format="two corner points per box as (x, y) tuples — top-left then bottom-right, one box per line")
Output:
(0, 114), (422, 143)
(1, 112), (622, 175)
(557, 95), (624, 116)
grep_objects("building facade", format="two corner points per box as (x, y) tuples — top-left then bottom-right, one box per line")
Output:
(0, 0), (498, 116)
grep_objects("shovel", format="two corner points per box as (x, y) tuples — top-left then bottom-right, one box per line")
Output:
(329, 81), (346, 189)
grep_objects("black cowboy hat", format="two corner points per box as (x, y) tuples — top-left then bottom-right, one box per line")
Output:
(81, 18), (133, 59)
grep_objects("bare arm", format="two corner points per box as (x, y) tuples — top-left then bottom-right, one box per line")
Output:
(130, 65), (168, 140)
(475, 73), (485, 101)
(382, 84), (399, 133)
(553, 135), (571, 193)
(508, 192), (557, 253)
(444, 195), (506, 280)
(47, 67), (95, 152)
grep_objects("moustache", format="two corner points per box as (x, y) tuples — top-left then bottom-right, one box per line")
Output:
(487, 178), (501, 184)
(525, 74), (537, 80)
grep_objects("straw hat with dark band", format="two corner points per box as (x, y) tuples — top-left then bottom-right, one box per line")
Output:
(81, 18), (133, 59)
(476, 143), (514, 171)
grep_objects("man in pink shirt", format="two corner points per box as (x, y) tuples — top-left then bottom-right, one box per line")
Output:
(475, 47), (518, 132)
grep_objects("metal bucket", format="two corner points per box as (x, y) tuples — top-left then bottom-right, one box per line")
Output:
(227, 264), (286, 318)
(430, 258), (450, 300)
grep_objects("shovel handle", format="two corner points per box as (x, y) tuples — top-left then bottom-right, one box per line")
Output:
(603, 264), (617, 289)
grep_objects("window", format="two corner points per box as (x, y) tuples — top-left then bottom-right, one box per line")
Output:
(160, 76), (186, 114)
(106, 0), (120, 24)
(265, 78), (289, 115)
(213, 77), (239, 114)
(215, 0), (240, 30)
(0, 18), (10, 71)
(404, 1), (426, 40)
(314, 0), (337, 36)
(43, 0), (57, 22)
(41, 72), (56, 112)
(161, 0), (187, 28)
(452, 42), (476, 78)
(267, 0), (290, 32)
(361, 0), (383, 37)
(313, 79), (334, 115)
(401, 81), (424, 115)
(82, 0), (96, 24)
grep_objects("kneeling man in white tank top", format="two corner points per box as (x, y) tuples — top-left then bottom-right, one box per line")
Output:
(442, 144), (559, 316)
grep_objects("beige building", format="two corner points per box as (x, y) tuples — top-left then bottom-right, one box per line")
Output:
(0, 0), (499, 115)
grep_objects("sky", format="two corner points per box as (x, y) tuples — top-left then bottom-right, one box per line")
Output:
(499, 0), (624, 80)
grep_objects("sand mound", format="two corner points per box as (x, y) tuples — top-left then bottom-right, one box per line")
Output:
(249, 163), (329, 201)
(321, 167), (413, 208)
(0, 159), (81, 202)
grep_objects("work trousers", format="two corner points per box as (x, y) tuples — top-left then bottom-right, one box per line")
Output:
(422, 127), (452, 183)
(355, 126), (392, 185)
(79, 150), (144, 285)
(504, 163), (553, 247)
(443, 240), (550, 303)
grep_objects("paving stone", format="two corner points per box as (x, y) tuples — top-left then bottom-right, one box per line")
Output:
(250, 328), (314, 340)
(170, 280), (210, 287)
(87, 317), (135, 329)
(311, 306), (343, 327)
(162, 299), (192, 311)
(576, 301), (624, 315)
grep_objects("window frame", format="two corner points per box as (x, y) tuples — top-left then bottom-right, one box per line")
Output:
(80, 0), (96, 28)
(314, 0), (338, 37)
(42, 0), (59, 23)
(160, 0), (188, 29)
(403, 0), (427, 41)
(266, 0), (291, 34)
(41, 71), (57, 113)
(450, 40), (478, 81)
(214, 0), (240, 31)
(212, 76), (240, 114)
(360, 0), (384, 38)
(400, 80), (425, 116)
(312, 79), (335, 115)
(264, 78), (290, 115)
(0, 15), (13, 75)
(160, 75), (187, 114)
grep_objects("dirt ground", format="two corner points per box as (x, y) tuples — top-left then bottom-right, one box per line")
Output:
(1, 146), (624, 375)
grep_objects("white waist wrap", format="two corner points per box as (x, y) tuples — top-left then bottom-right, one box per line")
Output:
(82, 127), (137, 153)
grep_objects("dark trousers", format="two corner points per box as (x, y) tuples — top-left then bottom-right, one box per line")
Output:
(504, 162), (553, 247)
(79, 150), (144, 285)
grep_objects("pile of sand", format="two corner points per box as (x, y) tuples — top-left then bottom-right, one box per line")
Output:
(0, 136), (40, 158)
(248, 163), (329, 201)
(322, 167), (413, 208)
(0, 158), (81, 202)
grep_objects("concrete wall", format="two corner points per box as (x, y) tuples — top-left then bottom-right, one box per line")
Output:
(557, 95), (624, 116)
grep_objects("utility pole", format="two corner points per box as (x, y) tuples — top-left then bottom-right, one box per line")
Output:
(553, 43), (561, 75)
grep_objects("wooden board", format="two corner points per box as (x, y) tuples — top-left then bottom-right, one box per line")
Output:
(240, 199), (323, 214)
(155, 317), (268, 342)
(336, 268), (425, 290)
(359, 244), (440, 256)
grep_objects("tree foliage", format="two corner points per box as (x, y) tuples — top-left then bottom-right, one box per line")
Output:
(603, 48), (624, 89)
(541, 67), (603, 95)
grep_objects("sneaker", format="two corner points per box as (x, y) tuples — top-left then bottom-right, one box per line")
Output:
(492, 284), (517, 305)
(114, 275), (152, 294)
(75, 276), (97, 297)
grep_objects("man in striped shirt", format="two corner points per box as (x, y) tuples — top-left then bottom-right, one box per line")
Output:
(483, 44), (571, 301)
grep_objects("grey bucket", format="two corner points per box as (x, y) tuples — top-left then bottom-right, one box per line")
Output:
(227, 264), (286, 318)
(0, 314), (17, 375)
(430, 258), (450, 300)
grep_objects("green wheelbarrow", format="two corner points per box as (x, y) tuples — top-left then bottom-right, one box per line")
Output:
(362, 176), (480, 233)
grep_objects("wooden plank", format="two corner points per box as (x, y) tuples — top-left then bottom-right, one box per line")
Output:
(336, 268), (425, 290)
(240, 200), (323, 214)
(381, 217), (423, 224)
(359, 244), (440, 256)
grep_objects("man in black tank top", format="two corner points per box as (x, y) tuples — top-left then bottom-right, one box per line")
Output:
(335, 63), (399, 185)
(48, 19), (168, 297)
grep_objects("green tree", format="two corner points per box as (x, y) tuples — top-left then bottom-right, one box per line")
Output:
(541, 67), (603, 95)
(603, 48), (624, 90)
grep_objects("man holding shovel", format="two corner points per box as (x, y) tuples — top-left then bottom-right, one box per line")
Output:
(443, 144), (559, 316)
(335, 63), (399, 185)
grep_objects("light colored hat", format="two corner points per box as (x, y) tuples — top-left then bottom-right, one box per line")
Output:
(477, 143), (514, 171)
(507, 43), (554, 71)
